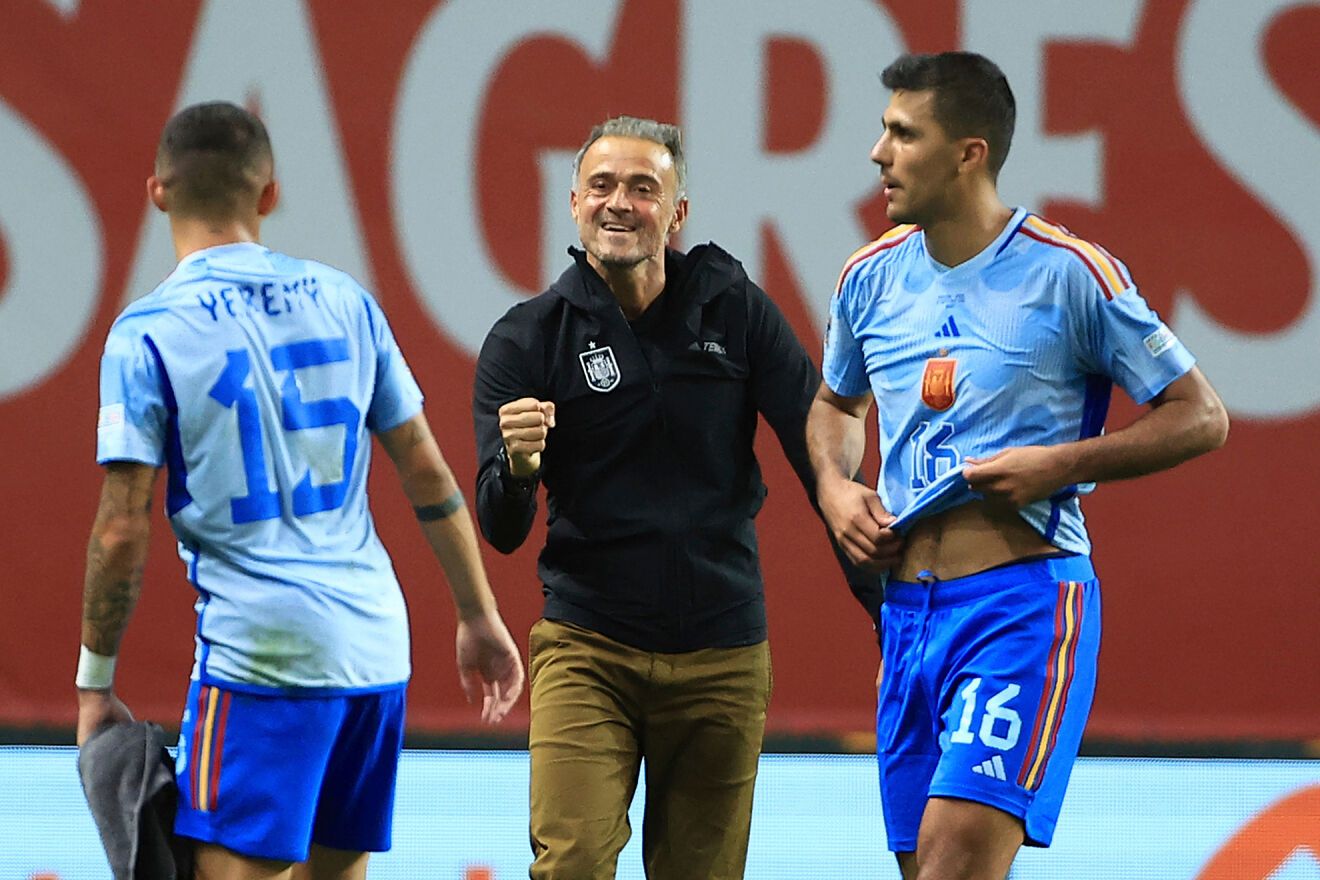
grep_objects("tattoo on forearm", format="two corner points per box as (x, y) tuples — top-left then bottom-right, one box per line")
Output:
(82, 535), (144, 656)
(83, 579), (141, 655)
(80, 464), (156, 655)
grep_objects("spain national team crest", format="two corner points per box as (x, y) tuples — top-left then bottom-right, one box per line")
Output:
(921, 357), (957, 411)
(579, 344), (621, 392)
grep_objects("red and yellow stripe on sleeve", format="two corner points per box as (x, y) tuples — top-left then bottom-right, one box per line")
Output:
(1020, 215), (1131, 300)
(1017, 581), (1085, 791)
(834, 224), (918, 292)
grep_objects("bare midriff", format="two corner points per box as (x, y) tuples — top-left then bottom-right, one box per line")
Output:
(893, 501), (1058, 582)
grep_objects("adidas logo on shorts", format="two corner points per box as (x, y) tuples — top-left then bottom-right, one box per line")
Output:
(971, 755), (1008, 781)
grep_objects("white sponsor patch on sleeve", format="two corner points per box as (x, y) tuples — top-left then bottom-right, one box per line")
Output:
(1143, 325), (1177, 357)
(97, 403), (125, 429)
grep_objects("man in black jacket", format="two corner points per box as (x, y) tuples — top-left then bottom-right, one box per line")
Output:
(473, 115), (879, 880)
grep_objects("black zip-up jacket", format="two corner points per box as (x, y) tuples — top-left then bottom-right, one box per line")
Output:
(473, 244), (880, 652)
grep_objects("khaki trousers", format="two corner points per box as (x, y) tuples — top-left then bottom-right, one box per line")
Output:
(528, 618), (772, 880)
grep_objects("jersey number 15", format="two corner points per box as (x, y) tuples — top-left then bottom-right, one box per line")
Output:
(208, 337), (360, 524)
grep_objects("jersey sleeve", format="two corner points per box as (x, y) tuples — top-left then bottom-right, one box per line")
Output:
(361, 291), (424, 433)
(821, 268), (871, 397)
(96, 317), (168, 466)
(1071, 257), (1195, 404)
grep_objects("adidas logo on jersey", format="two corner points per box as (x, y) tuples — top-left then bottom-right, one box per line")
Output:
(935, 315), (962, 338)
(971, 755), (1008, 781)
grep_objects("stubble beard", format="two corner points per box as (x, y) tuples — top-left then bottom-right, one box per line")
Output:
(885, 192), (923, 227)
(586, 231), (655, 271)
(594, 249), (646, 270)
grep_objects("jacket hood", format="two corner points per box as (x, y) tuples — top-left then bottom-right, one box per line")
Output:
(551, 243), (748, 313)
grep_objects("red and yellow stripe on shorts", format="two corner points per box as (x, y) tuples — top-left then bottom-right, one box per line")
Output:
(189, 685), (233, 812)
(1017, 581), (1085, 791)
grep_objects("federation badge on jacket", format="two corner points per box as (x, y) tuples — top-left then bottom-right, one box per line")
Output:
(921, 357), (957, 411)
(579, 343), (621, 392)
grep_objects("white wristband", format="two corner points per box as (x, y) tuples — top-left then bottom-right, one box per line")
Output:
(75, 645), (117, 690)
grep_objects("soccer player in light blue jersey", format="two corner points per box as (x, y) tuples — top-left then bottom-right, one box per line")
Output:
(75, 102), (524, 880)
(807, 54), (1229, 879)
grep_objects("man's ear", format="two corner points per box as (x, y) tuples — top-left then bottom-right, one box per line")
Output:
(147, 176), (168, 213)
(960, 137), (991, 175)
(257, 178), (280, 216)
(669, 197), (689, 235)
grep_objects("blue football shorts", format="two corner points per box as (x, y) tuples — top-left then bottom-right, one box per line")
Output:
(173, 679), (407, 862)
(878, 554), (1101, 850)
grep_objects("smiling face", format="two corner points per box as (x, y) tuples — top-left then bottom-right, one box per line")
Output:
(870, 89), (965, 227)
(571, 135), (687, 273)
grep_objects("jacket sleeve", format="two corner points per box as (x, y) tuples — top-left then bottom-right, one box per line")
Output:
(744, 282), (885, 634)
(472, 312), (541, 554)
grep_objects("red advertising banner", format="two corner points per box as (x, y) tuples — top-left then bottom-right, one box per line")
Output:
(1, 0), (1316, 740)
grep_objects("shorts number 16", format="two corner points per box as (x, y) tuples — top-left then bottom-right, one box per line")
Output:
(949, 677), (1022, 751)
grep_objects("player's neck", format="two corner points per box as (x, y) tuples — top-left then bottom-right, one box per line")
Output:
(169, 214), (262, 263)
(922, 191), (1013, 268)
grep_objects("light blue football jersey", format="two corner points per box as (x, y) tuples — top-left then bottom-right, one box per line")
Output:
(97, 243), (424, 693)
(823, 208), (1196, 555)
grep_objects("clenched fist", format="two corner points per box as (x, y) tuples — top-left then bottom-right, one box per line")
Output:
(498, 398), (556, 476)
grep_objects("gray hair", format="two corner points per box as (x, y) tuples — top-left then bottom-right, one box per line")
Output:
(571, 115), (687, 200)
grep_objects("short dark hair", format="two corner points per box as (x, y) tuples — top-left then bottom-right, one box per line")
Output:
(881, 52), (1016, 177)
(155, 101), (273, 219)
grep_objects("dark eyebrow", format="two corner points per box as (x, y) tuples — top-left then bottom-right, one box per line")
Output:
(884, 117), (915, 137)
